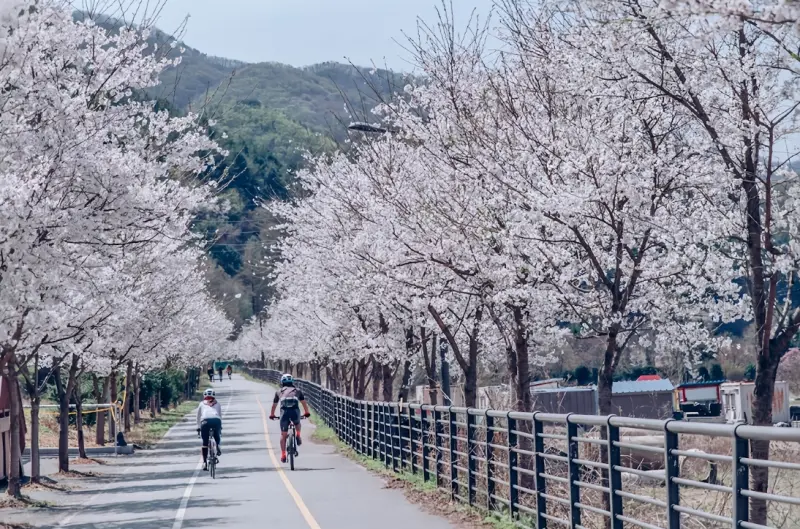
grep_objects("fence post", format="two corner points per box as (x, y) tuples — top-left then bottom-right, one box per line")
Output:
(391, 403), (399, 472)
(360, 401), (366, 455)
(507, 412), (519, 520)
(373, 403), (379, 460)
(732, 425), (749, 527)
(409, 405), (417, 475)
(340, 396), (345, 439)
(485, 412), (495, 512)
(664, 422), (680, 529)
(466, 410), (476, 505)
(347, 399), (356, 450)
(347, 400), (358, 450)
(421, 407), (430, 482)
(381, 403), (389, 467)
(607, 417), (623, 529)
(334, 395), (339, 436)
(533, 413), (547, 529)
(434, 407), (443, 487)
(397, 404), (405, 471)
(449, 407), (458, 499)
(566, 416), (582, 528)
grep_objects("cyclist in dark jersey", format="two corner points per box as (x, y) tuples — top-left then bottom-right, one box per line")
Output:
(269, 374), (311, 462)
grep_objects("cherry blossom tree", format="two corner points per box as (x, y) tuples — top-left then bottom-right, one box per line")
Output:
(0, 1), (231, 495)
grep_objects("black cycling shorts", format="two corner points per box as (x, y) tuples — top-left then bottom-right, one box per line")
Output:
(200, 417), (222, 446)
(280, 408), (301, 432)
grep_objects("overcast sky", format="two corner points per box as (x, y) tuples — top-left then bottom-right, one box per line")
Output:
(152, 0), (494, 70)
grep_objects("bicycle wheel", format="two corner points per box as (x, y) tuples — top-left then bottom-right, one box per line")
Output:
(209, 436), (217, 479)
(288, 431), (295, 471)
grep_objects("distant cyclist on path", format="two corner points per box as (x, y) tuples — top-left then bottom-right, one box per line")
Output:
(197, 388), (223, 471)
(269, 374), (311, 463)
(226, 364), (233, 379)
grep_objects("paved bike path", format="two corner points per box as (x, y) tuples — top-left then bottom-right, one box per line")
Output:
(3, 375), (457, 529)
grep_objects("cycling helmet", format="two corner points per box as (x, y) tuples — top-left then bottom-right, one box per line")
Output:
(203, 389), (216, 398)
(280, 373), (294, 386)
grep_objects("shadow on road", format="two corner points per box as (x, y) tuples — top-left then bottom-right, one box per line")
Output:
(61, 515), (226, 529)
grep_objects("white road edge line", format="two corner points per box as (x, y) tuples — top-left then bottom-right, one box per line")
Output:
(56, 381), (234, 528)
(171, 383), (234, 529)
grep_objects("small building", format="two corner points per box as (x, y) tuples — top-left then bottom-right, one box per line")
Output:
(720, 381), (790, 424)
(610, 379), (676, 420)
(0, 375), (24, 485)
(531, 386), (599, 415)
(530, 378), (562, 390)
(637, 374), (662, 381)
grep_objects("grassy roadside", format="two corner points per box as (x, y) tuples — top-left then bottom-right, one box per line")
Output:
(306, 411), (518, 529)
(125, 376), (211, 449)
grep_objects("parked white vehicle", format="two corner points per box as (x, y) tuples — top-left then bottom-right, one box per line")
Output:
(720, 381), (790, 424)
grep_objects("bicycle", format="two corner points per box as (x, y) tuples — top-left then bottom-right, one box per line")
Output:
(208, 427), (219, 479)
(227, 371), (232, 380)
(286, 421), (299, 471)
(198, 424), (220, 479)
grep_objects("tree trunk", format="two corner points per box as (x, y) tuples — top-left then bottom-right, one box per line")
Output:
(108, 371), (117, 443)
(92, 375), (104, 446)
(397, 328), (414, 402)
(462, 306), (482, 409)
(56, 355), (81, 472)
(597, 326), (622, 417)
(382, 362), (394, 402)
(353, 359), (368, 400)
(750, 353), (780, 524)
(123, 361), (133, 432)
(421, 328), (438, 405)
(398, 359), (413, 402)
(512, 306), (532, 413)
(463, 358), (477, 408)
(75, 387), (87, 459)
(30, 394), (41, 483)
(371, 357), (381, 401)
(54, 368), (70, 473)
(20, 355), (44, 483)
(97, 376), (110, 446)
(343, 361), (353, 397)
(133, 366), (141, 424)
(6, 358), (23, 497)
(598, 367), (614, 417)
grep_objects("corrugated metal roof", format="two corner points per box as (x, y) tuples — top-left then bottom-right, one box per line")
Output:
(532, 386), (596, 394)
(530, 378), (563, 385)
(612, 379), (674, 394)
(677, 380), (725, 388)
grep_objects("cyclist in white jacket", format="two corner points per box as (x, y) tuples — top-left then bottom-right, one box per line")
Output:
(197, 389), (222, 471)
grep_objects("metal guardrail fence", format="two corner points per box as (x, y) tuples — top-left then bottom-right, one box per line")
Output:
(247, 368), (800, 529)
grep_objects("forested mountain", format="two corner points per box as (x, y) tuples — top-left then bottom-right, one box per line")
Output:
(141, 30), (409, 329)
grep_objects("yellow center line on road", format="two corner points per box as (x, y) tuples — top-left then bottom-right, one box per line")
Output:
(256, 395), (322, 529)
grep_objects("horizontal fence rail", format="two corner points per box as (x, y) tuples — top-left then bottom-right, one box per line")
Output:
(247, 368), (800, 529)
